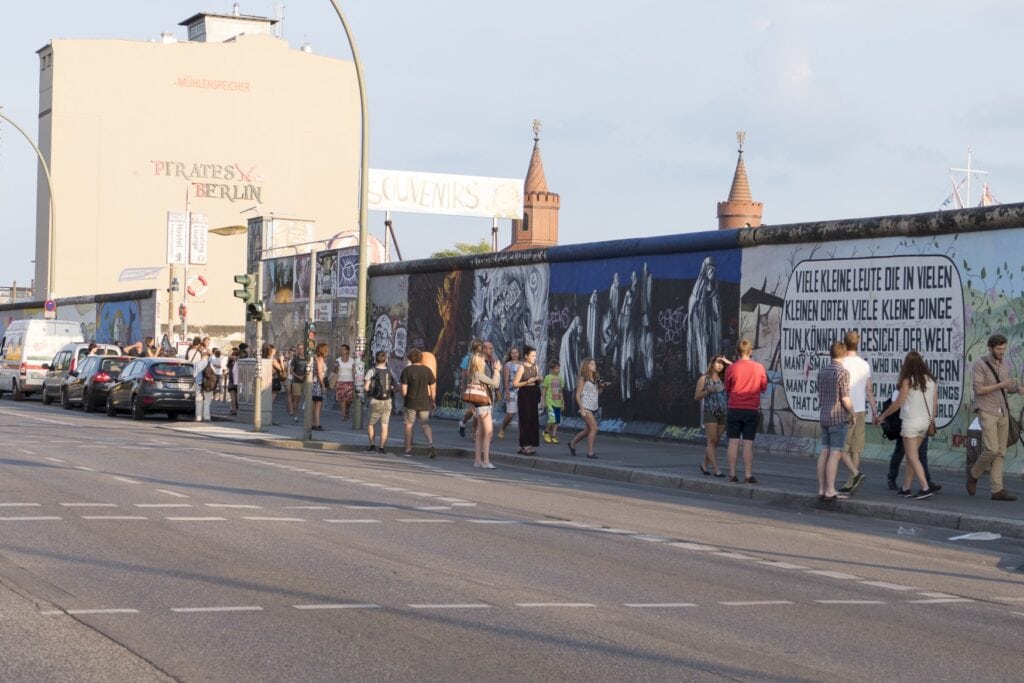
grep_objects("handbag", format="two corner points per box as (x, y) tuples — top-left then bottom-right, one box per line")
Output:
(462, 381), (491, 407)
(923, 389), (937, 437)
(984, 359), (1020, 448)
(327, 371), (338, 390)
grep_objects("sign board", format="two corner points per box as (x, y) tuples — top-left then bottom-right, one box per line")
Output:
(119, 267), (165, 282)
(267, 218), (314, 254)
(368, 169), (523, 219)
(189, 213), (208, 265)
(314, 302), (332, 323)
(167, 211), (188, 265)
(44, 299), (56, 320)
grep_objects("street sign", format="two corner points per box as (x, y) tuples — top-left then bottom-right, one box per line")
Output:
(167, 211), (188, 265)
(189, 213), (208, 265)
(44, 299), (56, 320)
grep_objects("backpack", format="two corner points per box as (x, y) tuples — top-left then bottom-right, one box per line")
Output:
(880, 397), (901, 441)
(201, 363), (218, 392)
(368, 367), (393, 400)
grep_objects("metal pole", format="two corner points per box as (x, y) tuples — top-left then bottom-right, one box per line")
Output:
(182, 194), (191, 340)
(327, 1), (369, 431)
(253, 259), (264, 433)
(0, 108), (57, 297)
(302, 247), (318, 441)
(167, 264), (176, 344)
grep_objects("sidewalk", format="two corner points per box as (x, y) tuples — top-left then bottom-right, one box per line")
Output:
(179, 398), (1024, 540)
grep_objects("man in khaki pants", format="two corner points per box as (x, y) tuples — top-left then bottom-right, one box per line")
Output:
(968, 334), (1022, 501)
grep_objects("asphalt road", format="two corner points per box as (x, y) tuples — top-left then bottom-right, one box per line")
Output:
(1, 399), (1023, 682)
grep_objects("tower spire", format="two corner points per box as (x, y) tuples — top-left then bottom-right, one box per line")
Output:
(717, 130), (763, 229)
(509, 119), (560, 250)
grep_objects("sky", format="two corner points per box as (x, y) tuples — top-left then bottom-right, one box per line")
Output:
(1, 0), (1022, 288)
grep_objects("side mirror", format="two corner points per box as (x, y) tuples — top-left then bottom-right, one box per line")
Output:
(42, 363), (50, 370)
(69, 370), (78, 377)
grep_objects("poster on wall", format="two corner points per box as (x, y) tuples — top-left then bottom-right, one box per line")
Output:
(294, 253), (312, 301)
(316, 252), (337, 298)
(337, 248), (359, 298)
(272, 257), (295, 304)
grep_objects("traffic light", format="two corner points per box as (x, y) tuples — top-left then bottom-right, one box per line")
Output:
(233, 273), (256, 304)
(247, 301), (271, 323)
(304, 319), (316, 358)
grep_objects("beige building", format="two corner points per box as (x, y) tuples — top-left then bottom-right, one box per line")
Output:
(35, 10), (360, 334)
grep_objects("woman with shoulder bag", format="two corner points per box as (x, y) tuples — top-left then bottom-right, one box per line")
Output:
(874, 351), (938, 500)
(468, 352), (500, 469)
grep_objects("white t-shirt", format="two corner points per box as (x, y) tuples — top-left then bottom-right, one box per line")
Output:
(336, 356), (355, 382)
(841, 355), (872, 413)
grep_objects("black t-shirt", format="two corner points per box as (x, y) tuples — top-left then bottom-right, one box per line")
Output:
(290, 356), (307, 383)
(400, 364), (435, 411)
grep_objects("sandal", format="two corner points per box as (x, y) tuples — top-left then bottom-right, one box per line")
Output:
(568, 443), (577, 457)
(713, 472), (725, 478)
(586, 453), (598, 459)
(699, 465), (711, 476)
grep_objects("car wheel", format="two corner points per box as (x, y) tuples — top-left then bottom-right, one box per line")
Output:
(61, 389), (73, 410)
(12, 380), (24, 402)
(83, 390), (95, 413)
(131, 395), (145, 421)
(42, 384), (53, 405)
(106, 394), (117, 417)
(166, 411), (178, 421)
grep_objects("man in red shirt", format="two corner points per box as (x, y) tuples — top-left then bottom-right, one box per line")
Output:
(724, 339), (768, 483)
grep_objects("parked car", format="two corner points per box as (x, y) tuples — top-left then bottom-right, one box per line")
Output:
(106, 357), (196, 420)
(42, 343), (122, 406)
(62, 355), (131, 412)
(0, 320), (85, 401)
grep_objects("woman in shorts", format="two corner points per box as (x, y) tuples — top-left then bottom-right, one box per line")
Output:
(695, 356), (730, 476)
(310, 342), (328, 431)
(334, 344), (356, 420)
(875, 351), (938, 500)
(468, 352), (500, 469)
(568, 358), (604, 459)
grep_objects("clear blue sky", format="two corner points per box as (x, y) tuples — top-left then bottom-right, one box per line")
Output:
(1, 1), (1020, 287)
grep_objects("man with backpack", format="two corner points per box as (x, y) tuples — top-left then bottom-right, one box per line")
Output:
(194, 348), (217, 422)
(363, 351), (394, 454)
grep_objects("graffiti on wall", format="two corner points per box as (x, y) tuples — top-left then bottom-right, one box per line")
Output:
(97, 301), (142, 346)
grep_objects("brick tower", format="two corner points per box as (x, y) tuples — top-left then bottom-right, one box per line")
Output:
(717, 131), (763, 229)
(509, 119), (560, 250)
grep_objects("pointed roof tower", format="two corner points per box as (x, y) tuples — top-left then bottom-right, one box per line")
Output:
(509, 119), (560, 250)
(717, 131), (763, 229)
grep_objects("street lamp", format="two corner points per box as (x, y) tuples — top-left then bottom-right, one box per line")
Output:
(326, 1), (370, 430)
(0, 107), (57, 297)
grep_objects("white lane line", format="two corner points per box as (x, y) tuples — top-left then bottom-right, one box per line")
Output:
(515, 603), (596, 608)
(397, 519), (453, 524)
(623, 603), (698, 608)
(360, 483), (387, 488)
(166, 517), (227, 521)
(918, 592), (960, 598)
(293, 604), (380, 610)
(907, 598), (974, 604)
(806, 570), (863, 580)
(283, 506), (331, 510)
(0, 503), (42, 507)
(757, 561), (809, 570)
(81, 516), (148, 520)
(538, 521), (598, 528)
(405, 492), (438, 498)
(815, 600), (887, 605)
(434, 497), (466, 503)
(1012, 612), (1024, 617)
(632, 535), (670, 543)
(714, 552), (756, 560)
(156, 489), (189, 498)
(135, 504), (192, 508)
(40, 610), (64, 615)
(205, 504), (262, 509)
(75, 466), (96, 472)
(18, 449), (35, 455)
(450, 502), (477, 507)
(467, 519), (522, 525)
(996, 597), (1024, 602)
(324, 519), (381, 524)
(111, 476), (140, 485)
(241, 517), (306, 522)
(61, 503), (118, 508)
(416, 506), (452, 511)
(596, 528), (638, 535)
(344, 505), (396, 510)
(45, 457), (66, 463)
(66, 608), (139, 615)
(383, 487), (408, 492)
(860, 581), (918, 591)
(720, 601), (795, 606)
(171, 606), (263, 613)
(0, 516), (62, 521)
(408, 604), (491, 610)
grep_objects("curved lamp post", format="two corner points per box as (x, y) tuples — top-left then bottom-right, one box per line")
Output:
(0, 107), (56, 297)
(326, 1), (370, 430)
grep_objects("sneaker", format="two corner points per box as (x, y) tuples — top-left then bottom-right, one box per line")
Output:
(498, 430), (505, 439)
(402, 449), (413, 457)
(966, 473), (978, 496)
(293, 415), (299, 422)
(887, 478), (898, 491)
(913, 489), (934, 500)
(473, 462), (482, 468)
(729, 475), (739, 483)
(482, 463), (496, 469)
(838, 478), (854, 493)
(744, 476), (759, 485)
(543, 433), (552, 444)
(378, 447), (387, 456)
(459, 424), (466, 438)
(897, 488), (913, 497)
(848, 472), (866, 494)
(928, 482), (943, 493)
(428, 446), (436, 459)
(551, 437), (559, 444)
(992, 489), (1018, 501)
(366, 444), (376, 453)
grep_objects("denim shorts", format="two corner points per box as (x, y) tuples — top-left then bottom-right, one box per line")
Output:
(820, 423), (848, 452)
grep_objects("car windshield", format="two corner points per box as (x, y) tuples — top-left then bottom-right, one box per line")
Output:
(100, 359), (127, 377)
(150, 363), (193, 378)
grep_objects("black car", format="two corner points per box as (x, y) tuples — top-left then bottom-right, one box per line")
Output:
(106, 358), (196, 420)
(62, 355), (131, 412)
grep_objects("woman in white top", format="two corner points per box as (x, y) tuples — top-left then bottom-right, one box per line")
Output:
(569, 357), (604, 459)
(875, 351), (938, 499)
(334, 344), (357, 420)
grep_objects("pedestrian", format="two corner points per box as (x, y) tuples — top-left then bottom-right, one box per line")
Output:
(498, 347), (521, 439)
(228, 346), (246, 415)
(265, 344), (284, 406)
(874, 351), (938, 500)
(400, 348), (436, 457)
(694, 355), (730, 477)
(288, 344), (306, 422)
(142, 337), (159, 357)
(884, 387), (941, 491)
(967, 333), (1022, 501)
(186, 336), (203, 363)
(193, 348), (215, 422)
(513, 345), (541, 455)
(310, 342), (328, 431)
(364, 351), (395, 453)
(568, 357), (603, 458)
(334, 344), (356, 420)
(209, 347), (224, 399)
(467, 351), (500, 468)
(542, 360), (564, 444)
(724, 339), (768, 484)
(816, 341), (855, 501)
(838, 330), (873, 493)
(457, 340), (484, 438)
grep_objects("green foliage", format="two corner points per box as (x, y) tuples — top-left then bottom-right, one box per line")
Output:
(431, 239), (492, 259)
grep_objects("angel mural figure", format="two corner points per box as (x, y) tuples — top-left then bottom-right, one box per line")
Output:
(601, 273), (620, 357)
(559, 315), (584, 401)
(586, 290), (599, 360)
(685, 256), (722, 381)
(638, 263), (655, 380)
(618, 287), (637, 402)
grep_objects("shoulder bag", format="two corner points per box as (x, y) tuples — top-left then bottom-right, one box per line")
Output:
(462, 380), (491, 407)
(984, 359), (1022, 448)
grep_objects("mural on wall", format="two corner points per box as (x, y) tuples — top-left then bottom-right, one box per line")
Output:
(0, 293), (155, 346)
(336, 248), (359, 298)
(368, 274), (410, 407)
(469, 264), (550, 368)
(272, 257), (295, 304)
(740, 229), (1019, 465)
(294, 254), (312, 302)
(316, 252), (337, 298)
(97, 301), (142, 346)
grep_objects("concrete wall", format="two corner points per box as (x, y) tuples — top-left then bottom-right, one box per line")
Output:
(367, 203), (1024, 471)
(0, 289), (157, 346)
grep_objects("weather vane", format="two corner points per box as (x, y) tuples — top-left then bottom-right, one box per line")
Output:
(736, 130), (746, 153)
(532, 118), (542, 142)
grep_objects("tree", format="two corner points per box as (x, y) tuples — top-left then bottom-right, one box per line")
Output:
(431, 239), (492, 259)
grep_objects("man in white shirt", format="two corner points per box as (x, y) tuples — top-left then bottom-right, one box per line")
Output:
(839, 330), (875, 494)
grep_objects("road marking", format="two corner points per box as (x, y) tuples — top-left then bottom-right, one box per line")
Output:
(406, 491), (438, 498)
(135, 504), (192, 508)
(40, 610), (65, 615)
(360, 483), (387, 488)
(623, 603), (698, 608)
(450, 502), (477, 507)
(166, 517), (227, 522)
(538, 520), (599, 528)
(408, 604), (491, 609)
(156, 489), (189, 498)
(397, 518), (453, 523)
(17, 449), (35, 455)
(918, 592), (960, 598)
(720, 601), (795, 606)
(714, 552), (756, 560)
(81, 516), (148, 520)
(416, 506), (452, 511)
(324, 519), (381, 524)
(815, 600), (887, 605)
(434, 497), (466, 503)
(806, 570), (863, 580)
(467, 519), (522, 524)
(907, 598), (974, 604)
(111, 477), (140, 485)
(632, 535), (670, 542)
(45, 457), (66, 463)
(66, 609), (139, 615)
(61, 503), (118, 508)
(515, 603), (595, 608)
(860, 581), (918, 591)
(757, 561), (809, 569)
(283, 506), (331, 510)
(344, 505), (396, 510)
(383, 487), (408, 492)
(205, 504), (262, 509)
(996, 597), (1024, 602)
(0, 516), (62, 521)
(293, 603), (380, 610)
(597, 528), (639, 535)
(75, 466), (96, 472)
(0, 503), (41, 507)
(241, 517), (306, 522)
(172, 606), (263, 613)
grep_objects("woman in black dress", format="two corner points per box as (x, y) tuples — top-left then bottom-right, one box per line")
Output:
(513, 346), (541, 454)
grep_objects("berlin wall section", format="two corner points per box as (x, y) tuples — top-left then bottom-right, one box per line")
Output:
(0, 289), (157, 346)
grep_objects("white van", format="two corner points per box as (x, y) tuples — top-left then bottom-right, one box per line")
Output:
(0, 320), (86, 401)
